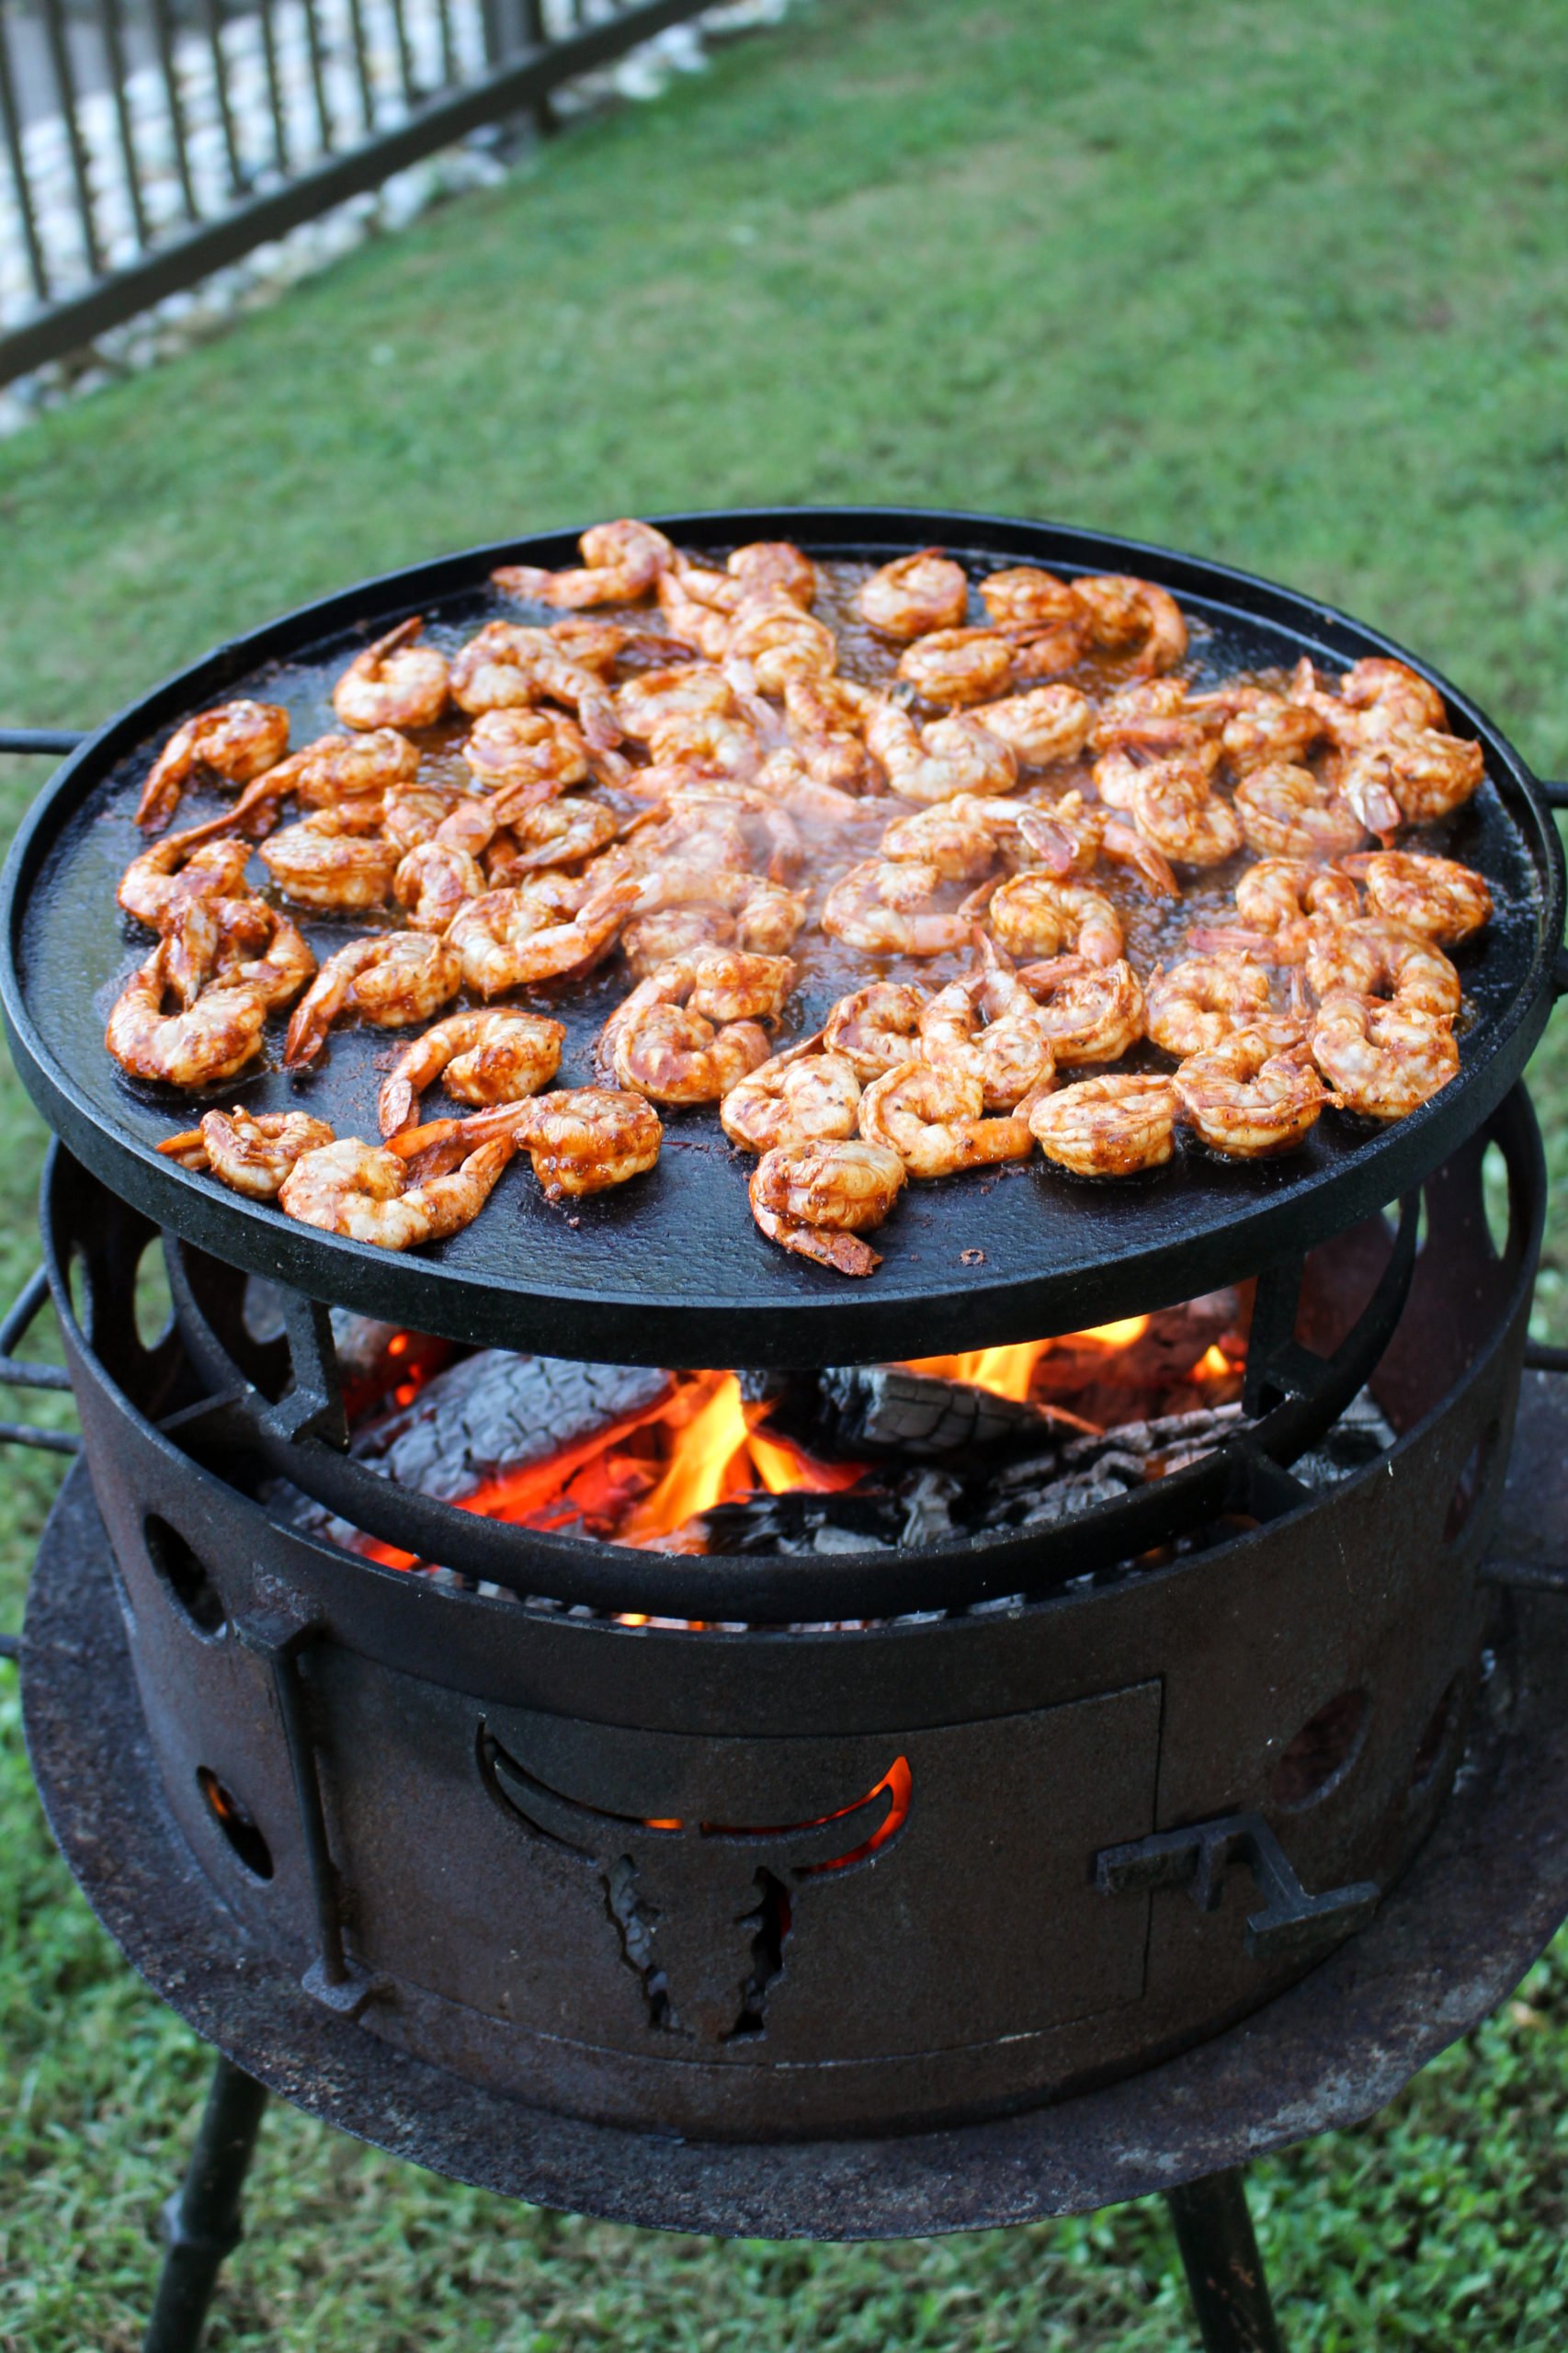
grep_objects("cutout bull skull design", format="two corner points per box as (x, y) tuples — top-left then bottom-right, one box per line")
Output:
(480, 1727), (910, 2044)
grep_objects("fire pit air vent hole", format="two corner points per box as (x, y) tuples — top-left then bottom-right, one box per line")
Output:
(1410, 1677), (1464, 1798)
(1270, 1690), (1369, 1811)
(133, 1245), (174, 1354)
(1482, 1139), (1515, 1262)
(144, 1516), (227, 1637)
(1445, 1421), (1502, 1545)
(196, 1768), (273, 1880)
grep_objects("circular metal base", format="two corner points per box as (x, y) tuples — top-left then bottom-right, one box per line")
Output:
(22, 1417), (1568, 2240)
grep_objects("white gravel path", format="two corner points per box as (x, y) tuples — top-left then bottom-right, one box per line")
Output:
(0, 0), (790, 432)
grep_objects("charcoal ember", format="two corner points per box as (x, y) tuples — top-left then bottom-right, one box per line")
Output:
(765, 1365), (1064, 1461)
(1291, 1388), (1397, 1487)
(344, 1349), (676, 1499)
(972, 1406), (1244, 1534)
(1029, 1291), (1242, 1421)
(697, 1468), (963, 1556)
(329, 1312), (454, 1420)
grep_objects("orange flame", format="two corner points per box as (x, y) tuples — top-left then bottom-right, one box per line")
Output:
(903, 1316), (1150, 1402)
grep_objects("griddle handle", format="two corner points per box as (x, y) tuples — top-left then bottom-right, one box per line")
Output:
(0, 729), (86, 756)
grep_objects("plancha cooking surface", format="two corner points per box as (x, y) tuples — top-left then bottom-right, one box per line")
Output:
(1, 509), (1559, 1366)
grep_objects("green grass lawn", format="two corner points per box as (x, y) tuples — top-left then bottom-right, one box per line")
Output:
(5, 0), (1568, 2341)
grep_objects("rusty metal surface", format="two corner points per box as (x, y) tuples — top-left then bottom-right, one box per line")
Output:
(20, 1438), (1568, 2236)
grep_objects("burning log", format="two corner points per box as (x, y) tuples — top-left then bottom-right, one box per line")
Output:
(756, 1365), (1076, 1463)
(347, 1349), (676, 1502)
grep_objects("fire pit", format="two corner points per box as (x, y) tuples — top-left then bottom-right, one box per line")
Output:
(6, 511), (1568, 2351)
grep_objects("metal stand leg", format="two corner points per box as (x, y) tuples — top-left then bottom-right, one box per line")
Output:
(1165, 2166), (1284, 2353)
(142, 2053), (268, 2353)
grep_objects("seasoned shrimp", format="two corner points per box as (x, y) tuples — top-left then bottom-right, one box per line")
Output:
(624, 864), (809, 955)
(392, 840), (486, 932)
(858, 1058), (1042, 1178)
(1335, 657), (1449, 736)
(1185, 684), (1323, 776)
(897, 629), (1017, 706)
(394, 1088), (663, 1199)
(1373, 729), (1485, 824)
(448, 875), (639, 995)
(1340, 850), (1491, 945)
(1144, 955), (1278, 1057)
(1014, 792), (1178, 898)
(1131, 762), (1243, 869)
(333, 620), (450, 732)
(880, 798), (1005, 881)
(967, 683), (1093, 769)
(157, 1108), (335, 1198)
(460, 707), (592, 796)
(865, 704), (1017, 805)
(780, 674), (882, 791)
(981, 874), (1123, 965)
(1230, 763), (1365, 861)
(1029, 1074), (1179, 1177)
(118, 831), (256, 935)
(720, 1035), (864, 1154)
(617, 665), (736, 741)
(190, 899), (316, 1012)
(1303, 916), (1461, 1017)
(1175, 1029), (1331, 1158)
(278, 1132), (517, 1248)
(136, 699), (290, 831)
(1234, 857), (1361, 937)
(1070, 574), (1188, 676)
(918, 968), (1057, 1110)
(106, 943), (268, 1087)
(263, 728), (419, 808)
(725, 541), (817, 607)
(622, 905), (736, 973)
(378, 1008), (565, 1136)
(725, 598), (840, 690)
(1017, 957), (1145, 1066)
(642, 709), (762, 785)
(598, 951), (793, 1104)
(1092, 680), (1212, 762)
(283, 932), (461, 1066)
(824, 981), (928, 1079)
(259, 809), (400, 911)
(858, 550), (970, 639)
(1311, 992), (1460, 1120)
(977, 566), (1082, 634)
(449, 623), (620, 751)
(491, 519), (676, 608)
(749, 1137), (906, 1276)
(821, 858), (974, 957)
(483, 795), (619, 881)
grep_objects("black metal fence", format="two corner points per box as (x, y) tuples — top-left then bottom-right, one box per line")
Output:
(0, 0), (727, 386)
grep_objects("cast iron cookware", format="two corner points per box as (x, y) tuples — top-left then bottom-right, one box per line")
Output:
(2, 509), (1562, 1369)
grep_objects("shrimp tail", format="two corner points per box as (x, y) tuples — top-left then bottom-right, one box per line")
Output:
(751, 1199), (881, 1276)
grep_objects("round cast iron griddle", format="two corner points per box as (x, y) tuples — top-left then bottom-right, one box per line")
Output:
(1, 509), (1562, 1369)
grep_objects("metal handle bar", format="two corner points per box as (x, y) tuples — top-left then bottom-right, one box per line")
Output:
(0, 730), (86, 756)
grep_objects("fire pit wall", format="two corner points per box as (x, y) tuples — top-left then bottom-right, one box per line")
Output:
(44, 1099), (1538, 2144)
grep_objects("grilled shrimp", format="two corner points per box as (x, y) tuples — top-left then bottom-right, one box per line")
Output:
(865, 704), (1017, 805)
(136, 699), (290, 830)
(621, 905), (736, 973)
(392, 1088), (663, 1199)
(1185, 683), (1323, 776)
(392, 840), (486, 932)
(780, 674), (883, 791)
(333, 620), (450, 732)
(1029, 1074), (1180, 1176)
(157, 1108), (335, 1198)
(447, 876), (639, 995)
(918, 967), (1057, 1109)
(1231, 763), (1366, 860)
(1131, 762), (1243, 868)
(821, 858), (973, 956)
(749, 1137), (906, 1276)
(1014, 791), (1178, 898)
(897, 629), (1017, 706)
(880, 797), (1006, 881)
(624, 863), (808, 955)
(192, 900), (316, 1012)
(1071, 574), (1188, 675)
(106, 943), (269, 1086)
(858, 550), (970, 639)
(1235, 857), (1361, 938)
(1175, 1029), (1331, 1158)
(1302, 916), (1461, 1017)
(378, 1008), (565, 1136)
(641, 709), (763, 785)
(262, 728), (419, 807)
(617, 665), (737, 740)
(823, 981), (929, 1079)
(259, 809), (400, 911)
(283, 932), (461, 1066)
(460, 707), (593, 796)
(491, 519), (677, 608)
(720, 1035), (864, 1154)
(1017, 957), (1145, 1066)
(966, 684), (1093, 769)
(858, 1058), (1043, 1178)
(597, 952), (792, 1104)
(725, 540), (817, 606)
(1340, 850), (1491, 944)
(1144, 955), (1278, 1057)
(1311, 992), (1460, 1120)
(981, 874), (1123, 965)
(1315, 656), (1449, 737)
(449, 623), (620, 751)
(483, 795), (619, 882)
(118, 832), (256, 935)
(278, 1132), (517, 1248)
(725, 598), (840, 691)
(1372, 728), (1485, 824)
(977, 566), (1081, 634)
